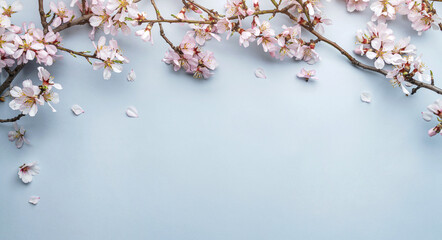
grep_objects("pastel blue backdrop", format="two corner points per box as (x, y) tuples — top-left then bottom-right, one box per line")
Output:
(1, 1), (442, 239)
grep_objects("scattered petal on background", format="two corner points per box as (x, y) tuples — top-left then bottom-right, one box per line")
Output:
(255, 68), (266, 79)
(127, 69), (136, 82)
(405, 82), (413, 87)
(126, 106), (139, 118)
(360, 91), (371, 103)
(29, 196), (40, 205)
(71, 104), (84, 116)
(422, 111), (433, 122)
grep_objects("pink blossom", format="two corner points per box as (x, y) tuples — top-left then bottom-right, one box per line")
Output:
(188, 24), (221, 45)
(9, 79), (44, 116)
(297, 68), (318, 81)
(346, 0), (370, 12)
(92, 37), (127, 79)
(18, 162), (39, 183)
(135, 24), (153, 43)
(49, 1), (74, 28)
(0, 0), (22, 17)
(8, 122), (29, 149)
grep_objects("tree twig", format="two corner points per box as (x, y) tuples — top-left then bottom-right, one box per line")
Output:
(0, 113), (25, 123)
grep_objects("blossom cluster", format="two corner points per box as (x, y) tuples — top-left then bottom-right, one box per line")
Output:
(9, 67), (62, 116)
(346, 0), (441, 34)
(0, 1), (62, 70)
(87, 0), (140, 37)
(92, 36), (128, 79)
(163, 34), (217, 79)
(355, 22), (431, 94)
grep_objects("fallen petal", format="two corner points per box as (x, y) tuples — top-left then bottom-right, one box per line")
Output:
(126, 106), (139, 118)
(71, 104), (84, 116)
(29, 196), (40, 205)
(422, 111), (433, 122)
(127, 69), (136, 82)
(255, 68), (266, 79)
(360, 91), (371, 103)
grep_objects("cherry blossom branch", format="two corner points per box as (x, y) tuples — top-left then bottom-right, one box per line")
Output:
(279, 9), (442, 95)
(183, 0), (219, 19)
(38, 0), (49, 33)
(56, 46), (99, 63)
(150, 0), (178, 50)
(0, 113), (25, 123)
(53, 13), (93, 33)
(0, 65), (25, 96)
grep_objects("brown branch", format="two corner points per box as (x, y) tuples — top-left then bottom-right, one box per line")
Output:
(0, 64), (25, 96)
(0, 113), (25, 123)
(150, 0), (178, 50)
(183, 0), (218, 19)
(53, 13), (93, 33)
(57, 46), (99, 62)
(38, 0), (49, 33)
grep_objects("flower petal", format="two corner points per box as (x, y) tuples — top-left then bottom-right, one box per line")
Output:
(126, 106), (139, 118)
(71, 104), (84, 116)
(29, 196), (40, 205)
(254, 68), (266, 79)
(422, 111), (433, 122)
(127, 69), (136, 82)
(360, 91), (372, 103)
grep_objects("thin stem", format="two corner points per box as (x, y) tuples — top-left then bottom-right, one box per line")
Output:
(0, 113), (25, 123)
(57, 46), (99, 62)
(150, 0), (177, 50)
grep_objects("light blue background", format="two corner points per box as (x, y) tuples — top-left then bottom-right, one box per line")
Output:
(1, 1), (442, 239)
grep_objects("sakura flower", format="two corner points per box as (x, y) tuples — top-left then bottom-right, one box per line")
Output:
(346, 0), (370, 12)
(126, 106), (139, 118)
(127, 69), (136, 81)
(0, 0), (23, 17)
(29, 196), (40, 205)
(135, 24), (153, 43)
(9, 80), (44, 117)
(256, 27), (277, 52)
(216, 17), (233, 36)
(71, 104), (84, 115)
(370, 0), (403, 22)
(106, 0), (136, 13)
(409, 10), (441, 35)
(225, 0), (247, 17)
(365, 38), (403, 69)
(428, 124), (442, 137)
(49, 1), (74, 28)
(296, 68), (318, 81)
(8, 123), (29, 149)
(188, 24), (220, 46)
(393, 37), (416, 55)
(238, 28), (257, 48)
(18, 162), (40, 183)
(92, 37), (127, 79)
(13, 33), (45, 64)
(38, 67), (62, 90)
(297, 44), (321, 64)
(426, 99), (442, 118)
